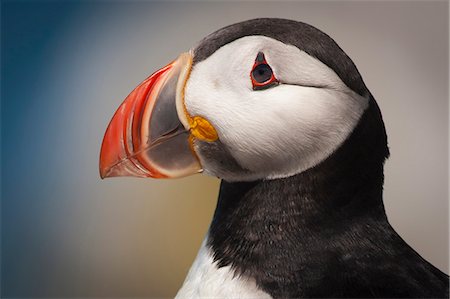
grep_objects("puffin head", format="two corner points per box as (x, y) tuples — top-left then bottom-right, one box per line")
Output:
(100, 18), (387, 182)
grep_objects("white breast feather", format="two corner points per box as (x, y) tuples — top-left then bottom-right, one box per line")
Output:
(176, 239), (272, 299)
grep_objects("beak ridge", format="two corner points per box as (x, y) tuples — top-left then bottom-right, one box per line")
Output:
(99, 53), (202, 179)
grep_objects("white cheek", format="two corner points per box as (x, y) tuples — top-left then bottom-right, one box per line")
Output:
(201, 85), (366, 178)
(185, 36), (368, 180)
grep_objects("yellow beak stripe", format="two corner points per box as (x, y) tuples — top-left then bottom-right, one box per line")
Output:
(177, 52), (218, 143)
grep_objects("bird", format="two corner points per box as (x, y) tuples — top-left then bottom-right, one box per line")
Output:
(99, 18), (449, 298)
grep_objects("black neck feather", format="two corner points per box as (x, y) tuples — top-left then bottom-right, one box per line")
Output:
(207, 97), (394, 297)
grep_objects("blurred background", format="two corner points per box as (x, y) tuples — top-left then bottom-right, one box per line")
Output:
(1, 1), (448, 298)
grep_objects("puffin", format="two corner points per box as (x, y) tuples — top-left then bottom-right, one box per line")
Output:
(99, 18), (449, 298)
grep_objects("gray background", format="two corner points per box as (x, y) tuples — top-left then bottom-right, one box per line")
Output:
(2, 1), (448, 297)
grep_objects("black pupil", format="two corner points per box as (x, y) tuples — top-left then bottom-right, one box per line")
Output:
(252, 64), (272, 83)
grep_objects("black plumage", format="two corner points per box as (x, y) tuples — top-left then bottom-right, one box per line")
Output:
(193, 18), (450, 298)
(208, 98), (448, 298)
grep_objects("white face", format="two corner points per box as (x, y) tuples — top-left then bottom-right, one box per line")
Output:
(185, 36), (368, 181)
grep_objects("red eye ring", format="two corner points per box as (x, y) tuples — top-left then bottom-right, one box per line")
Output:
(250, 52), (279, 90)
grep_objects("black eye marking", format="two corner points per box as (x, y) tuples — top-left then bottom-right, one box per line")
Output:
(250, 52), (279, 90)
(256, 51), (265, 63)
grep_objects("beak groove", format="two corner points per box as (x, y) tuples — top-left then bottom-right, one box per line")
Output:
(99, 53), (202, 179)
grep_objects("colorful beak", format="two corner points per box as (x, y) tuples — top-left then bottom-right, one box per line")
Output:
(99, 53), (202, 179)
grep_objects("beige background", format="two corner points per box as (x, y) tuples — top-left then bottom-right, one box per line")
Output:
(3, 1), (448, 298)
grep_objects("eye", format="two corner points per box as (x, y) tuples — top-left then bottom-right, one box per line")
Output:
(252, 64), (272, 83)
(250, 52), (279, 90)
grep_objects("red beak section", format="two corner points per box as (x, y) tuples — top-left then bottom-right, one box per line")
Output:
(99, 53), (201, 179)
